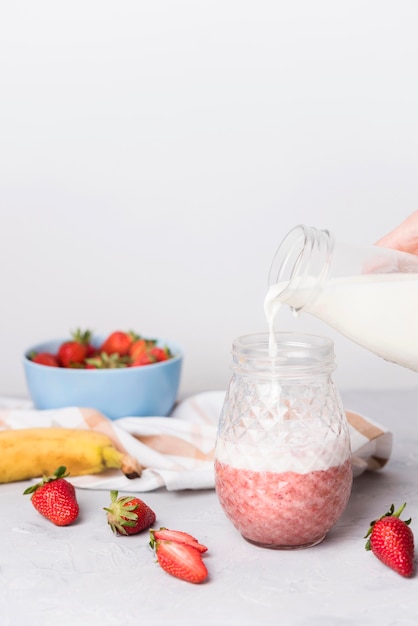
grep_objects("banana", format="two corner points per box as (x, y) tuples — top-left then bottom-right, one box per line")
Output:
(0, 428), (143, 483)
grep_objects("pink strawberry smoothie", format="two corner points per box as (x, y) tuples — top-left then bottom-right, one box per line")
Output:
(215, 459), (353, 548)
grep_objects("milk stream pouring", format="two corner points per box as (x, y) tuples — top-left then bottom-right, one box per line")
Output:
(265, 224), (418, 371)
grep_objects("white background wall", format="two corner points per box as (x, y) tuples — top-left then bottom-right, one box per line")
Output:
(1, 1), (418, 400)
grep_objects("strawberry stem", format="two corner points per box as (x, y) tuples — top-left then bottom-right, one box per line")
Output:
(392, 503), (407, 519)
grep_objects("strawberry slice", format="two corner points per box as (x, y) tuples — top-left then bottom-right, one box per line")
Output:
(152, 539), (208, 584)
(150, 527), (208, 553)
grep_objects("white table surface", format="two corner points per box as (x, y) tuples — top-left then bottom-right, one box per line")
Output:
(1, 388), (417, 626)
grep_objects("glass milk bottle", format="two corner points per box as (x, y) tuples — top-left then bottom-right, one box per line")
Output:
(214, 332), (352, 549)
(265, 224), (418, 371)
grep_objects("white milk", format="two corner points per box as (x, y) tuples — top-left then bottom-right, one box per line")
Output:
(265, 273), (418, 372)
(215, 434), (351, 473)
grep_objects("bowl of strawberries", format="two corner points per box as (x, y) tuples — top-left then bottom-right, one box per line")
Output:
(23, 329), (183, 419)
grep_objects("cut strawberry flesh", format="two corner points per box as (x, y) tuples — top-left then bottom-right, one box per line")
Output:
(155, 540), (208, 584)
(151, 528), (208, 553)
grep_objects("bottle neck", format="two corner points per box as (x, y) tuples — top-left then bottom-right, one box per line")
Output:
(267, 225), (334, 311)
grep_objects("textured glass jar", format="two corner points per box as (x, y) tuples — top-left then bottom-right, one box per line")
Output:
(214, 332), (353, 550)
(265, 224), (418, 371)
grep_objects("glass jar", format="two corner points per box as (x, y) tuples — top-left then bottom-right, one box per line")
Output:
(214, 332), (352, 549)
(265, 224), (418, 371)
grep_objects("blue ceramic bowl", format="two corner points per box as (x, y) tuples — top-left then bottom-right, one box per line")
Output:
(23, 336), (183, 420)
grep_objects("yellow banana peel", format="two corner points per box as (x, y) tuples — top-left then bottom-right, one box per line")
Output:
(0, 427), (143, 483)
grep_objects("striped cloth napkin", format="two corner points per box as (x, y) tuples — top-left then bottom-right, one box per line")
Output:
(0, 392), (392, 491)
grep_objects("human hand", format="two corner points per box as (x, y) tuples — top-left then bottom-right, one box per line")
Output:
(375, 211), (418, 255)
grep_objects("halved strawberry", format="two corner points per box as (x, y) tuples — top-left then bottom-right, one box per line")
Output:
(150, 528), (208, 553)
(151, 539), (208, 584)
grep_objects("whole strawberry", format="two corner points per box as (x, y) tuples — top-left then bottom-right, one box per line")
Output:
(365, 503), (415, 577)
(23, 465), (79, 526)
(30, 351), (59, 367)
(57, 328), (92, 368)
(100, 331), (138, 357)
(104, 490), (156, 535)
